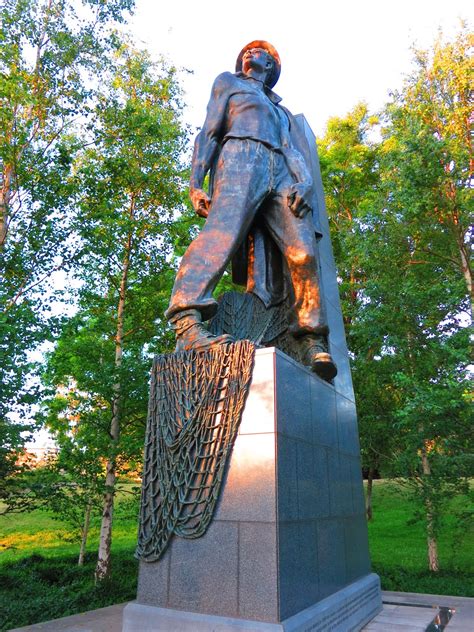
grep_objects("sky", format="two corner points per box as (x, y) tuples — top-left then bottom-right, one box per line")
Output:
(129, 0), (471, 137)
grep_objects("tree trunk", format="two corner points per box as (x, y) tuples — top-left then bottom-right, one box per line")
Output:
(458, 241), (473, 321)
(95, 458), (117, 581)
(78, 500), (92, 566)
(421, 447), (439, 572)
(0, 163), (12, 249)
(427, 527), (439, 573)
(94, 232), (132, 582)
(366, 466), (375, 521)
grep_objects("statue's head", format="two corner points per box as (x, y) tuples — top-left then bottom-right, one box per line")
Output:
(235, 40), (281, 88)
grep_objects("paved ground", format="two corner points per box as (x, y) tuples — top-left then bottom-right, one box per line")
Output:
(9, 591), (474, 631)
(9, 603), (126, 632)
(367, 591), (474, 631)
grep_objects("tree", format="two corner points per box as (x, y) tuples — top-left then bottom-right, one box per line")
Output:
(318, 104), (397, 518)
(377, 25), (473, 571)
(320, 27), (472, 569)
(0, 0), (135, 496)
(0, 415), (36, 511)
(43, 43), (189, 581)
(382, 24), (473, 318)
(39, 389), (107, 565)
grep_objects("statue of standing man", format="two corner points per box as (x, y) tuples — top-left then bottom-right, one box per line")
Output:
(165, 41), (337, 381)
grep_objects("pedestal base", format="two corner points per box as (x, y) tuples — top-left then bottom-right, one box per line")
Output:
(123, 573), (381, 631)
(128, 348), (381, 630)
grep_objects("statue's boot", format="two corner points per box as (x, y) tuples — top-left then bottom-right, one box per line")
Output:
(170, 309), (234, 352)
(299, 335), (337, 381)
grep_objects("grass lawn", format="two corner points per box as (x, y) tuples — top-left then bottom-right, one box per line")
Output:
(366, 480), (474, 597)
(0, 481), (472, 630)
(0, 503), (138, 564)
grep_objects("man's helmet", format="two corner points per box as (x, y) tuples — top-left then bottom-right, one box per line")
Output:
(235, 40), (281, 88)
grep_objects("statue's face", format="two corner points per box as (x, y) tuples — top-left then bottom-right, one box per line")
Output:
(242, 47), (273, 77)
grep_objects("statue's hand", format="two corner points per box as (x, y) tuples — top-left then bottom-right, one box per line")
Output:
(190, 188), (211, 218)
(288, 182), (312, 218)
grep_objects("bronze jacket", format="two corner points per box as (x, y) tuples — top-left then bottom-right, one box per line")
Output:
(191, 72), (322, 308)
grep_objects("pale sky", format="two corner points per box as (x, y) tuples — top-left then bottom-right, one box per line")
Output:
(130, 0), (471, 137)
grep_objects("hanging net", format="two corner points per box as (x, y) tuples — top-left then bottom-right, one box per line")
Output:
(136, 340), (255, 562)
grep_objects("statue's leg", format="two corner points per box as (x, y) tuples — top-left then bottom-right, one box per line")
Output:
(263, 195), (327, 337)
(263, 156), (337, 379)
(165, 140), (271, 322)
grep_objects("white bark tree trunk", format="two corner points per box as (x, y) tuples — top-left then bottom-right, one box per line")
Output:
(0, 164), (12, 249)
(366, 467), (375, 521)
(459, 241), (473, 321)
(78, 500), (92, 566)
(421, 447), (439, 572)
(94, 231), (132, 582)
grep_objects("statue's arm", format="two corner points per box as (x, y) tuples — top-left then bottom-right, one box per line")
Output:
(190, 73), (232, 217)
(282, 146), (312, 186)
(279, 108), (312, 185)
(279, 109), (313, 218)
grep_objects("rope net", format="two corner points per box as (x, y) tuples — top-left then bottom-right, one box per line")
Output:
(209, 291), (288, 345)
(136, 340), (255, 562)
(209, 291), (302, 363)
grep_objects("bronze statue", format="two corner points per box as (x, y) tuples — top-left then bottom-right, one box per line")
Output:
(165, 41), (336, 380)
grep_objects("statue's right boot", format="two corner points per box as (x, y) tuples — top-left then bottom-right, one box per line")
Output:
(299, 334), (337, 381)
(170, 309), (234, 352)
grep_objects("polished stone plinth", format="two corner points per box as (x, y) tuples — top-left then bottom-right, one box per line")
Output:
(123, 573), (381, 631)
(15, 590), (474, 631)
(123, 347), (382, 631)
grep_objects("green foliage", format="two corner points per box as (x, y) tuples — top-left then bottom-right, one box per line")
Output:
(70, 42), (189, 359)
(367, 481), (474, 595)
(0, 550), (138, 630)
(372, 564), (474, 596)
(41, 41), (189, 442)
(38, 44), (190, 577)
(319, 103), (398, 477)
(319, 26), (473, 569)
(26, 459), (103, 537)
(0, 421), (36, 513)
(373, 27), (473, 552)
(0, 0), (136, 507)
(379, 25), (473, 320)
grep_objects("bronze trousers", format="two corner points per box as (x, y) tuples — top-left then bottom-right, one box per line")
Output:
(166, 139), (327, 337)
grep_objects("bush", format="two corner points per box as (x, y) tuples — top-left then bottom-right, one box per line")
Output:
(0, 550), (138, 631)
(373, 564), (474, 597)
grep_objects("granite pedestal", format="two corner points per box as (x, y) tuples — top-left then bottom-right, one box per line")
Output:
(123, 347), (382, 631)
(123, 114), (381, 630)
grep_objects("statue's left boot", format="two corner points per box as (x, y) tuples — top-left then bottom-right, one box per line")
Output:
(299, 335), (337, 381)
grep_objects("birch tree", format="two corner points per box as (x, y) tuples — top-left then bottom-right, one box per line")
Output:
(319, 27), (473, 561)
(43, 44), (189, 581)
(381, 25), (473, 319)
(0, 0), (135, 484)
(379, 25), (473, 571)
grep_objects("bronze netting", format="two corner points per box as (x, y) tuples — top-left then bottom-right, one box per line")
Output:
(209, 291), (288, 344)
(209, 291), (303, 363)
(136, 340), (255, 562)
